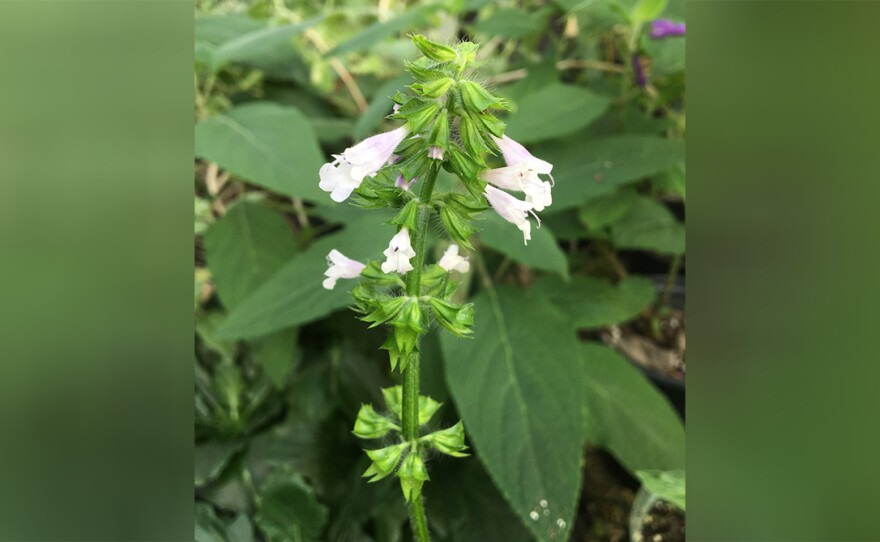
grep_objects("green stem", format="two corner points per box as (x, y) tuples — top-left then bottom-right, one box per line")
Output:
(659, 254), (683, 309)
(401, 165), (439, 542)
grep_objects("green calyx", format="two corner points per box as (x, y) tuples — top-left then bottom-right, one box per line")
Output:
(421, 421), (469, 457)
(353, 404), (400, 439)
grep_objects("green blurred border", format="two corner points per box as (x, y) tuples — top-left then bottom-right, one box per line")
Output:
(688, 1), (880, 539)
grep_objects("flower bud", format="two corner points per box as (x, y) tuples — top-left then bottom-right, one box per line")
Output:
(459, 114), (490, 157)
(423, 421), (469, 457)
(410, 34), (458, 62)
(397, 451), (430, 502)
(390, 199), (421, 232)
(353, 404), (400, 439)
(439, 205), (477, 250)
(392, 99), (440, 132)
(428, 109), (450, 150)
(428, 297), (475, 336)
(411, 77), (455, 99)
(459, 80), (505, 113)
(363, 443), (408, 482)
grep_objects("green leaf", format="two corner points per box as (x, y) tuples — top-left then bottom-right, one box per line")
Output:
(195, 14), (263, 47)
(536, 135), (685, 213)
(195, 502), (234, 542)
(578, 187), (640, 230)
(195, 102), (325, 200)
(440, 287), (587, 542)
(255, 466), (328, 542)
(250, 328), (299, 388)
(210, 17), (322, 73)
(329, 7), (435, 56)
(636, 470), (686, 510)
(579, 342), (685, 472)
(505, 83), (611, 143)
(204, 200), (297, 309)
(477, 213), (569, 278)
(530, 275), (656, 328)
(632, 0), (669, 24)
(216, 215), (390, 339)
(610, 196), (685, 254)
(203, 200), (300, 386)
(354, 73), (411, 140)
(194, 439), (244, 487)
(470, 8), (548, 39)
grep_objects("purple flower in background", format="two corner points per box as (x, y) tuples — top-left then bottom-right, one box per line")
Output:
(649, 19), (686, 39)
(632, 54), (647, 87)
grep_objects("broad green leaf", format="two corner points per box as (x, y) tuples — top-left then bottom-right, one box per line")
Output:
(329, 7), (434, 56)
(195, 102), (325, 200)
(216, 215), (390, 339)
(470, 8), (549, 39)
(427, 457), (532, 542)
(250, 328), (299, 388)
(535, 135), (685, 213)
(194, 439), (244, 487)
(354, 73), (411, 141)
(579, 342), (685, 472)
(255, 466), (328, 542)
(610, 196), (685, 254)
(210, 17), (322, 73)
(203, 200), (300, 386)
(204, 200), (296, 309)
(505, 83), (611, 143)
(636, 470), (686, 510)
(195, 503), (233, 542)
(440, 287), (587, 542)
(531, 275), (656, 328)
(632, 0), (669, 24)
(477, 213), (569, 278)
(195, 14), (263, 47)
(578, 187), (640, 229)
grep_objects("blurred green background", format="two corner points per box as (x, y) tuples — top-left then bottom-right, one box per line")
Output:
(194, 1), (686, 541)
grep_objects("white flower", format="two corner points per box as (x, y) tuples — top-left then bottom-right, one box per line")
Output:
(438, 244), (470, 273)
(480, 163), (553, 212)
(395, 173), (417, 192)
(318, 126), (410, 202)
(381, 228), (416, 275)
(491, 134), (554, 181)
(323, 249), (366, 290)
(428, 145), (445, 160)
(484, 185), (539, 245)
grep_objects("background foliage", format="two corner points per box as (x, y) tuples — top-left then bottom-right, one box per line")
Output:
(194, 0), (685, 540)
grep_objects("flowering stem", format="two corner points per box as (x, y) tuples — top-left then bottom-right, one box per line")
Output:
(401, 165), (439, 542)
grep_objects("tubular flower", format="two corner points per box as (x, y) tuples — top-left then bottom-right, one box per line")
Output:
(484, 185), (538, 245)
(491, 135), (554, 183)
(480, 163), (553, 212)
(319, 126), (410, 202)
(649, 19), (686, 39)
(381, 228), (416, 275)
(395, 173), (417, 192)
(438, 244), (470, 273)
(323, 249), (366, 290)
(428, 146), (445, 160)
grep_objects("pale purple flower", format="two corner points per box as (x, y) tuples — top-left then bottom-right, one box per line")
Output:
(491, 135), (554, 183)
(480, 163), (553, 212)
(484, 185), (538, 245)
(323, 249), (366, 290)
(319, 125), (410, 202)
(438, 244), (470, 273)
(649, 19), (686, 39)
(395, 174), (417, 191)
(428, 145), (445, 160)
(381, 228), (416, 274)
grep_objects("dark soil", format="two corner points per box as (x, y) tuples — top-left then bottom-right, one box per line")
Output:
(632, 501), (686, 542)
(571, 448), (685, 542)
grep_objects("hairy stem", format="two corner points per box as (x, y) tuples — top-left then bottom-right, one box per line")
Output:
(401, 165), (439, 542)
